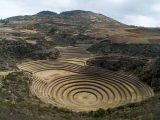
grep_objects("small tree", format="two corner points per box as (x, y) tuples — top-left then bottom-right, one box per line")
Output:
(48, 27), (58, 34)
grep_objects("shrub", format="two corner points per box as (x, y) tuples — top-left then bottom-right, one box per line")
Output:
(92, 109), (106, 118)
(48, 27), (58, 34)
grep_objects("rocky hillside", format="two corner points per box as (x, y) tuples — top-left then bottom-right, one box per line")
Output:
(0, 10), (160, 45)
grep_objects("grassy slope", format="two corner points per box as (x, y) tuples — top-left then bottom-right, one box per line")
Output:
(1, 11), (160, 45)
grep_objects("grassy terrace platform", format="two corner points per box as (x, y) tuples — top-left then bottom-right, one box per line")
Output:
(18, 46), (154, 112)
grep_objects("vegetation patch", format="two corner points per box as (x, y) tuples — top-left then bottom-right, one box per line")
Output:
(88, 41), (160, 57)
(0, 40), (59, 71)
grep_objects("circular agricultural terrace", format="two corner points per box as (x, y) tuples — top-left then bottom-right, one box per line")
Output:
(18, 46), (154, 112)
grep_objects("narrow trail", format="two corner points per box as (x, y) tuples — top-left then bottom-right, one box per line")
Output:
(18, 46), (154, 112)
